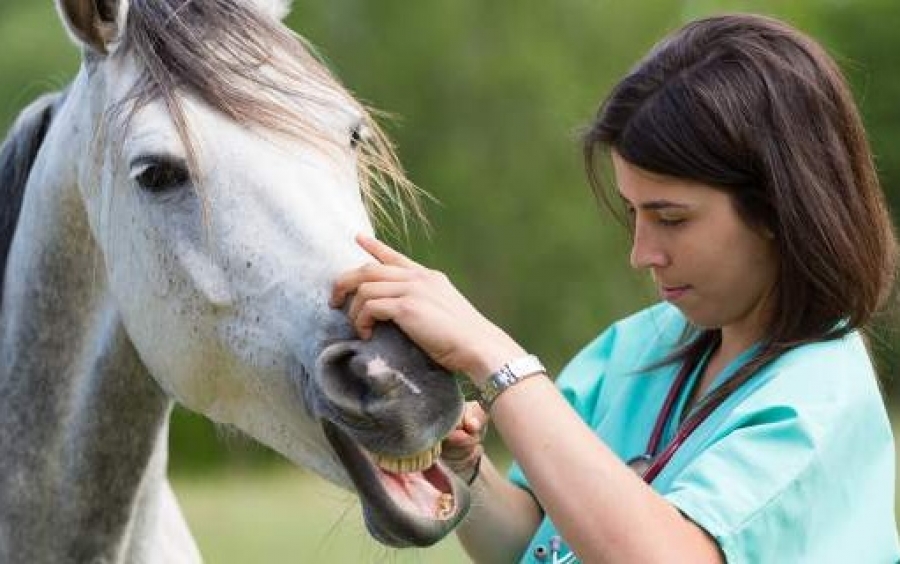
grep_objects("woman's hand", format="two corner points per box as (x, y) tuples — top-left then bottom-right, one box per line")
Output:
(441, 402), (489, 483)
(330, 234), (525, 383)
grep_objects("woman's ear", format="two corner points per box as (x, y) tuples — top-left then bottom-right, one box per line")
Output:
(55, 0), (129, 56)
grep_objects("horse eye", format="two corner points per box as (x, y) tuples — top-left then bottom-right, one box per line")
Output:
(350, 122), (371, 150)
(132, 158), (190, 193)
(350, 125), (363, 149)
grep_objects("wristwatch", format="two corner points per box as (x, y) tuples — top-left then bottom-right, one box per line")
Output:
(477, 354), (546, 410)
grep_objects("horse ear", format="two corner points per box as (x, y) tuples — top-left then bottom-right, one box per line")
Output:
(55, 0), (130, 56)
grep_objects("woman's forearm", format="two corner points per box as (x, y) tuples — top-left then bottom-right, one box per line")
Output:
(456, 455), (543, 564)
(488, 374), (722, 563)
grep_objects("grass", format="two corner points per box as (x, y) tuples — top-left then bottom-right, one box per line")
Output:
(172, 466), (469, 564)
(174, 416), (900, 563)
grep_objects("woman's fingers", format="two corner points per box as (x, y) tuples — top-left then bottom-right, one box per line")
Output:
(461, 404), (489, 436)
(348, 296), (403, 340)
(442, 445), (484, 472)
(442, 431), (481, 461)
(345, 280), (409, 327)
(442, 402), (489, 462)
(330, 262), (408, 309)
(356, 234), (420, 269)
(444, 428), (479, 449)
(441, 411), (487, 477)
(330, 234), (423, 309)
(331, 235), (521, 376)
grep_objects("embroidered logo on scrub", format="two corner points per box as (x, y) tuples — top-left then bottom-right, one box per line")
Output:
(532, 535), (578, 563)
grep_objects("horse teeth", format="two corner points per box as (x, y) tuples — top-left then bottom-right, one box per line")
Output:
(374, 443), (442, 474)
(436, 493), (454, 519)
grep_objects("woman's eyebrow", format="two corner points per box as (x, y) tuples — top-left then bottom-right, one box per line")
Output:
(617, 194), (689, 210)
(639, 201), (690, 210)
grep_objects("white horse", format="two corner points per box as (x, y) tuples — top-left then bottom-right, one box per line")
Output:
(0, 0), (470, 561)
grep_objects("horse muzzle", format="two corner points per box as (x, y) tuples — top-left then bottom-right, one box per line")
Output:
(310, 323), (470, 547)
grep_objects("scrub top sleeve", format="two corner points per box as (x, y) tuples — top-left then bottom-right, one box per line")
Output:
(664, 405), (817, 561)
(662, 390), (898, 563)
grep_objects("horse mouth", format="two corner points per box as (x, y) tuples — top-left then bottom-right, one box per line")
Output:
(322, 420), (470, 547)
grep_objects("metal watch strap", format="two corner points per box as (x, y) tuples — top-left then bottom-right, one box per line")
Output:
(477, 354), (546, 410)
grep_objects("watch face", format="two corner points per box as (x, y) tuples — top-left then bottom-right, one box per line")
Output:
(499, 370), (517, 387)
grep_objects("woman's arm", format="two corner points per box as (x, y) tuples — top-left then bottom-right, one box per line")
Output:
(439, 403), (543, 563)
(456, 456), (544, 564)
(332, 235), (723, 563)
(489, 373), (722, 563)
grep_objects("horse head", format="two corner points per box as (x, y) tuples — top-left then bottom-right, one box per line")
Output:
(53, 0), (469, 547)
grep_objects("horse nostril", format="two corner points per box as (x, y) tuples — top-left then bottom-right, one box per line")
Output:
(317, 345), (368, 411)
(316, 343), (403, 418)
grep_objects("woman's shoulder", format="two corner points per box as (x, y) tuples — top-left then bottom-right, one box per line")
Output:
(553, 302), (687, 422)
(589, 301), (687, 358)
(731, 331), (887, 438)
(763, 331), (877, 392)
(559, 302), (686, 384)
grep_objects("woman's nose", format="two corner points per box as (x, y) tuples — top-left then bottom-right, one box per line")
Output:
(629, 224), (669, 270)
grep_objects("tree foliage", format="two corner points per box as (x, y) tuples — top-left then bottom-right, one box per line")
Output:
(0, 0), (896, 470)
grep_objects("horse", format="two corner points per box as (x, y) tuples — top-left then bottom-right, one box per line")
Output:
(0, 0), (470, 561)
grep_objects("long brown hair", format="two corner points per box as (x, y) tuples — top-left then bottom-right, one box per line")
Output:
(583, 14), (897, 403)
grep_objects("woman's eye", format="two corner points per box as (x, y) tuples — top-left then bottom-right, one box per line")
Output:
(132, 159), (189, 193)
(657, 215), (687, 227)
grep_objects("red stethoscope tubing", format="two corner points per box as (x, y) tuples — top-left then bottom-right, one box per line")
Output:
(637, 356), (723, 483)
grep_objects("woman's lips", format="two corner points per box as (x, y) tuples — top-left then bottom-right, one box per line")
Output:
(660, 285), (691, 301)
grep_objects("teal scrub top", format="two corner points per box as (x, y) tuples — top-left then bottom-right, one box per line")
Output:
(508, 303), (899, 563)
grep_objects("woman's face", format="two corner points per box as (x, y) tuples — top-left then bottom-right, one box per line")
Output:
(612, 153), (778, 346)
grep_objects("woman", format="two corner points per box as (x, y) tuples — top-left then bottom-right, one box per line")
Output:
(331, 14), (899, 563)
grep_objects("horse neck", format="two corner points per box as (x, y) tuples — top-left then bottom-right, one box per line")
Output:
(0, 78), (193, 563)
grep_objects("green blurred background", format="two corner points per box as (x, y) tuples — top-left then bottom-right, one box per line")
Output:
(1, 0), (897, 561)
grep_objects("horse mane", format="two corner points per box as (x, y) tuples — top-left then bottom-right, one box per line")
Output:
(0, 90), (67, 309)
(122, 0), (426, 237)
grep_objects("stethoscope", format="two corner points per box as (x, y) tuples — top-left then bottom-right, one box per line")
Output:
(626, 351), (722, 483)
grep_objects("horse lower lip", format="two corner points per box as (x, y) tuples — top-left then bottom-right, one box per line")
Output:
(320, 421), (469, 547)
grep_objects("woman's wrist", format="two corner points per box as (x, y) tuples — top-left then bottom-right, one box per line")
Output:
(465, 340), (528, 387)
(476, 354), (547, 411)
